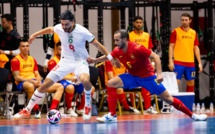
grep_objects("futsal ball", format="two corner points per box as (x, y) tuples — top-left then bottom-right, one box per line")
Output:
(46, 109), (62, 124)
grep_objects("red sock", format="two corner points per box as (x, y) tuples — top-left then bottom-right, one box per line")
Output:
(117, 93), (130, 110)
(129, 93), (135, 107)
(107, 87), (117, 116)
(141, 87), (152, 109)
(77, 94), (85, 110)
(186, 85), (194, 92)
(65, 92), (74, 110)
(50, 99), (60, 110)
(33, 104), (39, 112)
(171, 97), (192, 117)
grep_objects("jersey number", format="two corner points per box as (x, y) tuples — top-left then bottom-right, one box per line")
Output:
(126, 62), (132, 68)
(69, 44), (75, 52)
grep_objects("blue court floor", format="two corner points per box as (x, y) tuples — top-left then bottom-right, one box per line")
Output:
(0, 113), (214, 134)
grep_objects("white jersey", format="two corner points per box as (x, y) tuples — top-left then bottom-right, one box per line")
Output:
(54, 24), (94, 61)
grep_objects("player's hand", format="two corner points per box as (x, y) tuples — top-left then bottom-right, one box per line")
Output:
(28, 35), (36, 44)
(110, 58), (121, 68)
(43, 65), (48, 72)
(198, 63), (203, 73)
(0, 50), (4, 54)
(87, 57), (96, 64)
(156, 73), (163, 84)
(168, 61), (174, 71)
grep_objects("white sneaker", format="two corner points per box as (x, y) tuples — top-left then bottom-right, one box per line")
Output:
(144, 106), (158, 114)
(96, 113), (117, 123)
(76, 109), (84, 115)
(66, 108), (78, 117)
(83, 105), (92, 120)
(129, 107), (140, 114)
(59, 107), (65, 115)
(34, 111), (41, 119)
(192, 113), (207, 121)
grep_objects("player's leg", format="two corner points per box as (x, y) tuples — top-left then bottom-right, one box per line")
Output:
(141, 87), (157, 114)
(174, 64), (185, 87)
(184, 67), (195, 92)
(159, 90), (207, 121)
(46, 83), (64, 110)
(14, 81), (38, 119)
(96, 87), (118, 122)
(117, 88), (140, 114)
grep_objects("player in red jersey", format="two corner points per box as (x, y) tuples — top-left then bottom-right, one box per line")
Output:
(91, 29), (207, 122)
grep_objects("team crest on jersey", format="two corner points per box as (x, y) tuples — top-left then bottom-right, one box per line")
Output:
(68, 36), (73, 43)
(130, 54), (135, 59)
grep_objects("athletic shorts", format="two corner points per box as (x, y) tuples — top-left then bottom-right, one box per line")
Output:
(119, 74), (166, 95)
(174, 64), (196, 80)
(17, 79), (44, 91)
(59, 80), (84, 94)
(46, 58), (89, 83)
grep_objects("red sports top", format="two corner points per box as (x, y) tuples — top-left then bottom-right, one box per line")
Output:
(111, 41), (154, 78)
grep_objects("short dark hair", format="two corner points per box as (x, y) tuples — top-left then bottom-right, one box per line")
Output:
(114, 29), (129, 39)
(1, 14), (14, 23)
(133, 16), (143, 22)
(181, 13), (192, 19)
(19, 37), (28, 45)
(56, 42), (61, 47)
(60, 10), (75, 21)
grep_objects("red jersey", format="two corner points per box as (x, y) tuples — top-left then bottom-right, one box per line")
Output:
(111, 41), (154, 78)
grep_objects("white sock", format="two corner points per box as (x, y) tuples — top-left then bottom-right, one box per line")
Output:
(6, 82), (12, 92)
(84, 88), (92, 107)
(26, 90), (45, 111)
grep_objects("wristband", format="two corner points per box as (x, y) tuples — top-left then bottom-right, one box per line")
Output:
(4, 50), (10, 55)
(151, 62), (155, 65)
(107, 53), (113, 60)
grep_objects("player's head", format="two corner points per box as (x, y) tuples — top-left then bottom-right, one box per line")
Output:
(19, 37), (30, 56)
(56, 42), (62, 57)
(1, 14), (14, 30)
(133, 16), (143, 31)
(114, 29), (129, 49)
(180, 13), (192, 28)
(60, 10), (75, 33)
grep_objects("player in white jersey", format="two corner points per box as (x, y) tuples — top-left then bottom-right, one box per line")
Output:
(13, 10), (115, 121)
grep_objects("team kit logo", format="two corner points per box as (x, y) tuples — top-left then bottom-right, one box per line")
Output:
(68, 36), (75, 52)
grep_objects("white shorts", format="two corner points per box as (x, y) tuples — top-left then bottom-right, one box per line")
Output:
(46, 58), (89, 83)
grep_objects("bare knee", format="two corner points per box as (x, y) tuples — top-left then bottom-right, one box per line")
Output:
(65, 85), (75, 94)
(159, 90), (174, 104)
(79, 74), (92, 90)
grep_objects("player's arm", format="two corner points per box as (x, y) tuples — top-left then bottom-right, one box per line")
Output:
(29, 27), (54, 44)
(149, 51), (163, 83)
(91, 39), (110, 55)
(168, 30), (176, 71)
(194, 34), (202, 73)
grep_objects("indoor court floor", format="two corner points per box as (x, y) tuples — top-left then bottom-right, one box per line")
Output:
(0, 113), (214, 134)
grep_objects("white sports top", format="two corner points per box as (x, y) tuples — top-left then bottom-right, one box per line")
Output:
(54, 24), (94, 61)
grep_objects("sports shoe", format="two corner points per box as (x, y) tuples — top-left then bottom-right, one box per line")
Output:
(96, 113), (117, 123)
(76, 109), (84, 115)
(83, 105), (92, 120)
(66, 108), (78, 117)
(59, 107), (65, 115)
(13, 108), (31, 119)
(144, 106), (158, 114)
(192, 113), (207, 121)
(34, 111), (41, 119)
(128, 107), (140, 114)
